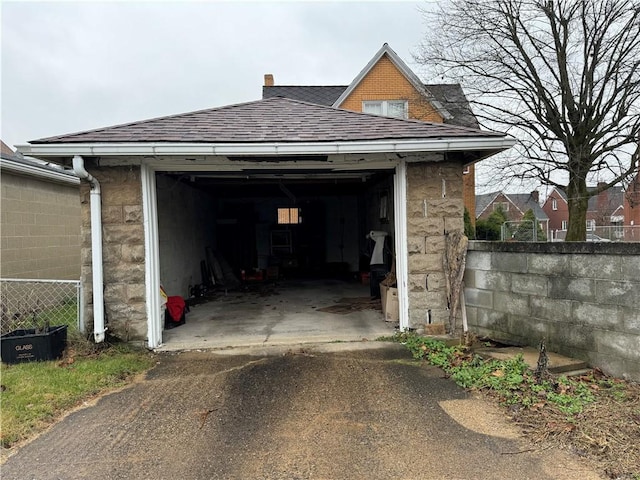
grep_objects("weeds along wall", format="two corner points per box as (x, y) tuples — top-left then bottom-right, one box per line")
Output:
(464, 241), (640, 381)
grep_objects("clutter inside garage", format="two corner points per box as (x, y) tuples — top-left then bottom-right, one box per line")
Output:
(155, 168), (399, 334)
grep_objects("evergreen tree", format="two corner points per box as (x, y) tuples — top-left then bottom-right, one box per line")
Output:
(475, 205), (507, 240)
(513, 209), (546, 241)
(463, 207), (475, 239)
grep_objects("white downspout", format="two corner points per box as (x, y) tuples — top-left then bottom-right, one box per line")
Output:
(72, 155), (106, 343)
(394, 160), (409, 331)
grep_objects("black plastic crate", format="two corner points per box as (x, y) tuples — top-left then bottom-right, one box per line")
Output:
(1, 325), (68, 364)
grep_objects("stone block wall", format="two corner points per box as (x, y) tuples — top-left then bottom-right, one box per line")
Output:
(1, 172), (81, 279)
(465, 241), (640, 381)
(406, 160), (464, 328)
(81, 165), (147, 341)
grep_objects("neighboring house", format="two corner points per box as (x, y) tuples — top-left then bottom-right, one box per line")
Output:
(18, 96), (513, 348)
(624, 168), (640, 227)
(541, 187), (569, 235)
(0, 140), (81, 279)
(262, 43), (480, 224)
(542, 184), (625, 240)
(475, 190), (549, 239)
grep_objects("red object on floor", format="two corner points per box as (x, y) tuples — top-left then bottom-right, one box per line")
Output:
(166, 296), (186, 322)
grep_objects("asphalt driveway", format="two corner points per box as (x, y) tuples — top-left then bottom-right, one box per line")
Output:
(1, 343), (602, 480)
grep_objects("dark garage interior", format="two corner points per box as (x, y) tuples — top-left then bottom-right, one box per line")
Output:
(155, 166), (398, 348)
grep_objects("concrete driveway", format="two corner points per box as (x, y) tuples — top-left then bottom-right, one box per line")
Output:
(1, 343), (603, 480)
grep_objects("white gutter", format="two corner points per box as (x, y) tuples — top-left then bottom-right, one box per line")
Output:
(72, 155), (106, 343)
(17, 137), (515, 157)
(0, 157), (80, 185)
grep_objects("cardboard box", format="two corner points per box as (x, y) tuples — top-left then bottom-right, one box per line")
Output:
(385, 287), (399, 323)
(380, 283), (389, 315)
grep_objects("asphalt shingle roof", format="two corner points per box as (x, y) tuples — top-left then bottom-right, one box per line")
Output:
(425, 84), (479, 129)
(476, 191), (548, 220)
(508, 193), (548, 220)
(475, 192), (500, 217)
(262, 86), (346, 107)
(31, 97), (503, 144)
(262, 84), (479, 129)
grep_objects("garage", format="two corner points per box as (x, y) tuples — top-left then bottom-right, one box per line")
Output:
(136, 145), (415, 350)
(154, 164), (399, 349)
(21, 96), (513, 348)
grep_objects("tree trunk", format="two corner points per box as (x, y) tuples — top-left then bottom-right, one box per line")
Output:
(566, 176), (589, 241)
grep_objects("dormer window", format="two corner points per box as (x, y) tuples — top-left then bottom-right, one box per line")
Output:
(363, 100), (408, 119)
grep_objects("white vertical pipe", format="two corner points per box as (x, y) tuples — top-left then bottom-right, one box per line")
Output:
(393, 160), (409, 331)
(141, 164), (162, 349)
(72, 155), (106, 343)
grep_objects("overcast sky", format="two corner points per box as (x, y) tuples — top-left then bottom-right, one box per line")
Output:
(2, 1), (436, 149)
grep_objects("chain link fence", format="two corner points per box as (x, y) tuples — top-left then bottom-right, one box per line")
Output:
(550, 225), (640, 242)
(0, 279), (83, 335)
(500, 220), (548, 242)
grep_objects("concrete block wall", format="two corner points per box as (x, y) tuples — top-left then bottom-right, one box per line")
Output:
(81, 165), (147, 341)
(406, 160), (464, 328)
(1, 172), (81, 279)
(465, 242), (640, 381)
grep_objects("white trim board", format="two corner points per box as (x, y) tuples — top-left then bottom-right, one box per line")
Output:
(141, 165), (162, 349)
(393, 160), (409, 331)
(140, 161), (411, 348)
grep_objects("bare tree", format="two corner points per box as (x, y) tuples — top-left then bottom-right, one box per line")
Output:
(417, 0), (640, 240)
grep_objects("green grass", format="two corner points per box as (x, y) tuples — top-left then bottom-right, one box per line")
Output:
(36, 300), (78, 328)
(0, 343), (155, 448)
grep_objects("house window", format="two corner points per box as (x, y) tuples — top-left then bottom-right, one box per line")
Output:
(493, 202), (509, 212)
(552, 198), (557, 210)
(362, 100), (408, 119)
(586, 219), (596, 231)
(277, 207), (302, 225)
(561, 220), (568, 230)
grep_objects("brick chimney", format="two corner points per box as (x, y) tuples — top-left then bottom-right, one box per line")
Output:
(264, 74), (274, 87)
(530, 190), (539, 204)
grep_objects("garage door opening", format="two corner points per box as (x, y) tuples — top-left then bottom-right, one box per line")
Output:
(154, 168), (398, 349)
